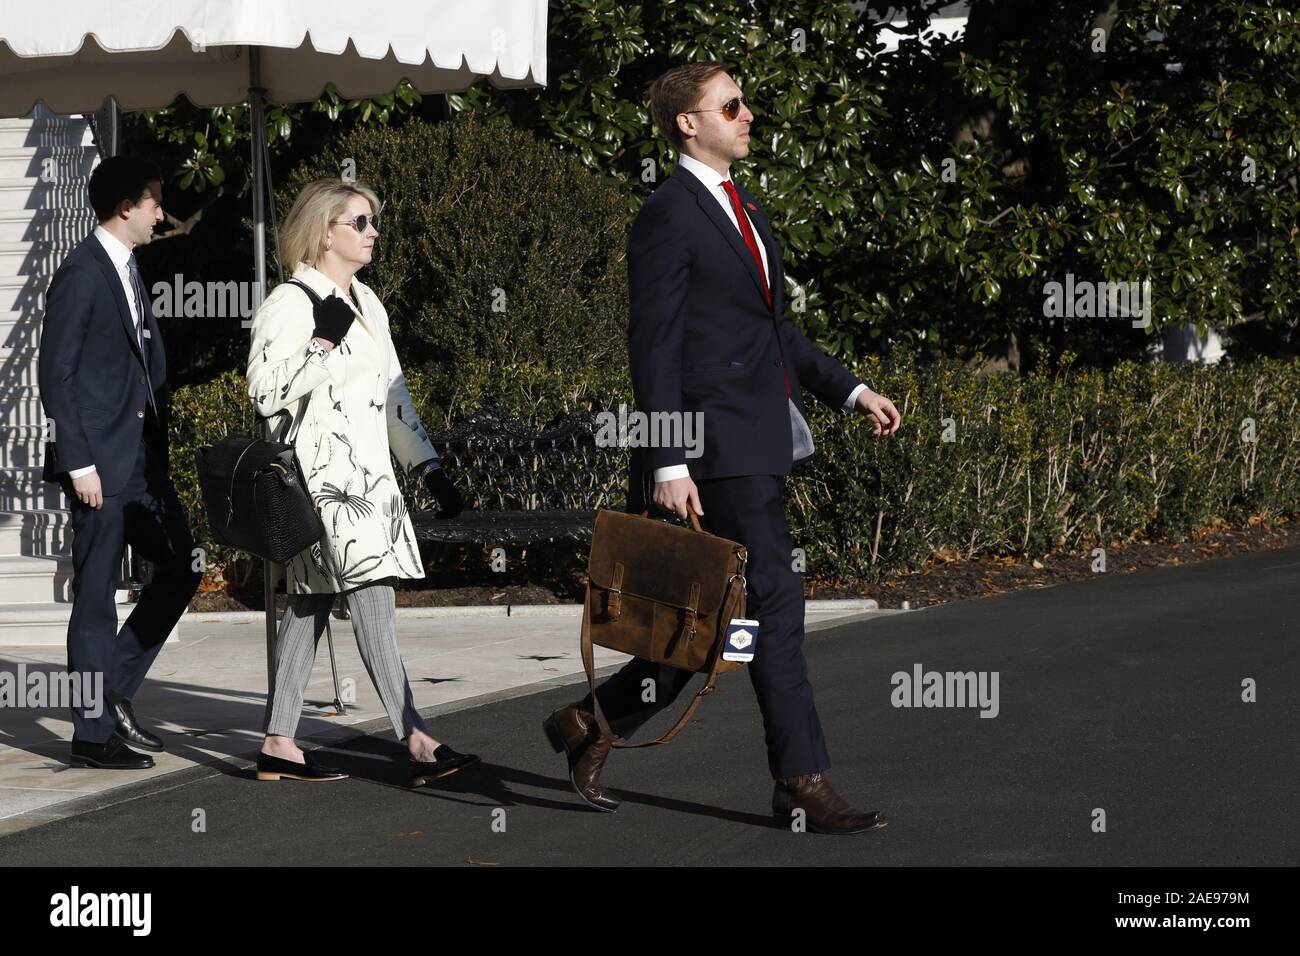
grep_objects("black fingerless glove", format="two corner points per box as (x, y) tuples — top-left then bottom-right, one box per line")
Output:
(312, 294), (355, 346)
(423, 465), (464, 519)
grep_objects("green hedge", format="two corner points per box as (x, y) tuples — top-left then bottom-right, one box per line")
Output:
(171, 357), (1300, 586)
(167, 370), (257, 578)
(276, 114), (632, 412)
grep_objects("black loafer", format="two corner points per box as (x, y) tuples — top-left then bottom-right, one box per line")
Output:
(255, 751), (348, 782)
(410, 744), (480, 786)
(111, 697), (165, 753)
(70, 736), (155, 770)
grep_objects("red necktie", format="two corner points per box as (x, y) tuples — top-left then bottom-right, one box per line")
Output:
(721, 180), (789, 398)
(722, 180), (770, 305)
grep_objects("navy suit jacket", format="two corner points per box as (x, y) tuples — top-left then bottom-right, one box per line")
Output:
(38, 235), (170, 496)
(627, 169), (864, 483)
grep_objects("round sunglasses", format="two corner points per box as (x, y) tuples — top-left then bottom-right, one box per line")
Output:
(682, 94), (750, 122)
(331, 214), (381, 233)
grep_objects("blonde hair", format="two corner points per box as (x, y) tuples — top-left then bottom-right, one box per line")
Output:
(278, 179), (384, 272)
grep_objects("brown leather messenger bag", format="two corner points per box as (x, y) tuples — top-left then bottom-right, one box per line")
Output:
(580, 507), (750, 747)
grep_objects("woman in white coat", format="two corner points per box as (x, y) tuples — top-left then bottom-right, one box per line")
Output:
(245, 178), (474, 786)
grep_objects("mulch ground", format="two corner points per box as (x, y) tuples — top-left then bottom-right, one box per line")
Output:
(805, 516), (1300, 608)
(187, 516), (1299, 614)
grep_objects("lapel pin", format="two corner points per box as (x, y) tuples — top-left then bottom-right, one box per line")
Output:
(745, 201), (758, 211)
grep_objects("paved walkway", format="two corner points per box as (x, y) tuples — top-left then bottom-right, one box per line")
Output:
(1, 547), (1294, 865)
(0, 600), (888, 834)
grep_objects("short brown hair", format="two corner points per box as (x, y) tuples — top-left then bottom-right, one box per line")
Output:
(647, 61), (728, 151)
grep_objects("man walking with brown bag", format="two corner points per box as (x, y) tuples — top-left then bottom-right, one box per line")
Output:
(544, 62), (902, 833)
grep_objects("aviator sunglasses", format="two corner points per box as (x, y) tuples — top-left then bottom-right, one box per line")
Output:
(683, 94), (750, 122)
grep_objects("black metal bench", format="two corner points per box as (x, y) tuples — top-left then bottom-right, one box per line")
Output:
(405, 407), (627, 546)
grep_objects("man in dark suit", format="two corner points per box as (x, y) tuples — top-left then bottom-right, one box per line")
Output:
(544, 63), (903, 834)
(38, 156), (202, 769)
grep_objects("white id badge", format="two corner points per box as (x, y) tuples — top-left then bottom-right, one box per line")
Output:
(723, 618), (759, 662)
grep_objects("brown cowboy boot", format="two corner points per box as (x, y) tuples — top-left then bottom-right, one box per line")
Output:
(542, 703), (620, 812)
(772, 772), (887, 834)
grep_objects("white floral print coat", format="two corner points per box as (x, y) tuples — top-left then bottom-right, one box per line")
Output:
(246, 263), (438, 594)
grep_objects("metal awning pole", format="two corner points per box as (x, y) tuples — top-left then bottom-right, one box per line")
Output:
(248, 48), (278, 694)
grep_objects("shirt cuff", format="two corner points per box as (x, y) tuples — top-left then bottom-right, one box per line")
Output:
(304, 337), (347, 386)
(843, 382), (869, 412)
(653, 464), (691, 483)
(67, 464), (96, 479)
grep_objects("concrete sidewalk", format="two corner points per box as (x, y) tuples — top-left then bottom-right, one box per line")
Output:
(0, 599), (895, 835)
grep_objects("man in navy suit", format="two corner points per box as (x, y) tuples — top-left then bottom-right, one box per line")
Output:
(544, 62), (903, 834)
(38, 156), (202, 769)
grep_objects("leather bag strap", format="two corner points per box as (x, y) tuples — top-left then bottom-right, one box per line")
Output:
(275, 279), (322, 446)
(580, 565), (745, 748)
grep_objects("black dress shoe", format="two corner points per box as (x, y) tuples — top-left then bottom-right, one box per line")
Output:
(255, 751), (348, 782)
(111, 697), (164, 753)
(70, 737), (155, 770)
(410, 744), (480, 786)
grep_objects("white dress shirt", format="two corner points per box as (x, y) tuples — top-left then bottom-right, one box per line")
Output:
(65, 227), (143, 480)
(651, 153), (867, 483)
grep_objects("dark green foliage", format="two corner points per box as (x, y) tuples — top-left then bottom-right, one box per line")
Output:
(127, 2), (1297, 374)
(279, 115), (631, 413)
(451, 0), (1300, 367)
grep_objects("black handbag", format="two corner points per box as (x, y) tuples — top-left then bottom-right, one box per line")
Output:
(196, 279), (328, 564)
(196, 424), (324, 564)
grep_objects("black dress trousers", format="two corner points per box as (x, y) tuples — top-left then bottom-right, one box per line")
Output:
(63, 420), (202, 743)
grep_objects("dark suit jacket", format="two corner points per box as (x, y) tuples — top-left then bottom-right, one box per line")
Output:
(38, 234), (170, 496)
(627, 168), (864, 484)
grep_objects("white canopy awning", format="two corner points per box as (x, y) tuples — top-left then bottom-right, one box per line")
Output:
(0, 0), (548, 116)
